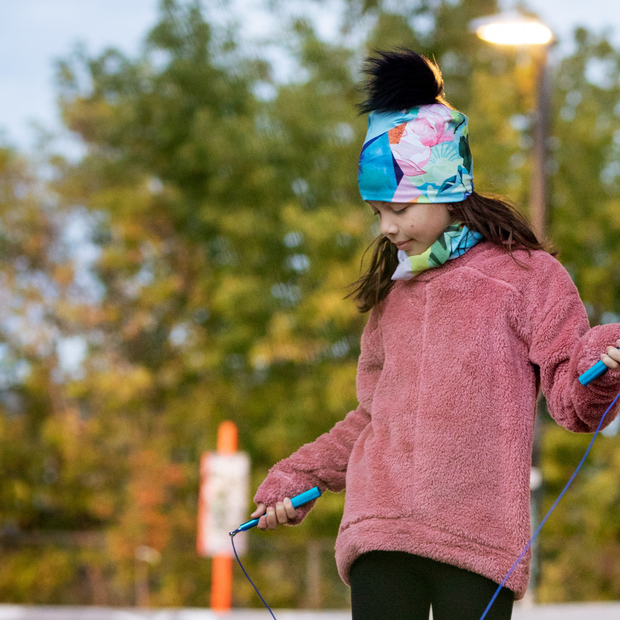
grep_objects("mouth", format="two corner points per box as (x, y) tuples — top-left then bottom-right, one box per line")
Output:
(395, 240), (412, 251)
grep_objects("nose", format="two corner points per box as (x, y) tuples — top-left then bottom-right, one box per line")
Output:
(380, 213), (399, 238)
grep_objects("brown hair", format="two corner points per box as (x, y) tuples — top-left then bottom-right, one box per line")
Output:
(347, 191), (556, 313)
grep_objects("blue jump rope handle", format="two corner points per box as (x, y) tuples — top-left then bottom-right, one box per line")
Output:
(579, 348), (620, 386)
(231, 486), (322, 535)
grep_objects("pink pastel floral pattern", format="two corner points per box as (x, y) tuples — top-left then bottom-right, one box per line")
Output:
(410, 104), (456, 146)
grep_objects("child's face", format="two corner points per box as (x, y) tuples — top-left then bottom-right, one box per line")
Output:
(368, 201), (455, 256)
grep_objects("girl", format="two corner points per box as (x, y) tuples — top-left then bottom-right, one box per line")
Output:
(251, 50), (620, 620)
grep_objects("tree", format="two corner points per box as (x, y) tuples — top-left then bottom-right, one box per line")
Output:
(0, 144), (102, 603)
(46, 0), (370, 606)
(536, 28), (620, 603)
(2, 0), (620, 607)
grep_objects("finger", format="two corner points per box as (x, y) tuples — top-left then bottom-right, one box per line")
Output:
(283, 497), (298, 520)
(251, 503), (266, 519)
(275, 501), (290, 524)
(601, 353), (620, 370)
(257, 515), (267, 530)
(265, 505), (278, 530)
(606, 346), (620, 363)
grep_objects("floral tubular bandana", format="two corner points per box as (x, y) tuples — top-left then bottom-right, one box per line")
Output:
(358, 103), (474, 204)
(391, 223), (483, 281)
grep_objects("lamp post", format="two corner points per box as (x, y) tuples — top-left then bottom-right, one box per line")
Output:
(470, 12), (554, 240)
(471, 13), (555, 605)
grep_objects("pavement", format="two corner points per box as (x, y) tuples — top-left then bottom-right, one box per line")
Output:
(1, 603), (620, 619)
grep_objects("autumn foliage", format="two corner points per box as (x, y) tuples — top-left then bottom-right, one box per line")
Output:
(2, 0), (620, 608)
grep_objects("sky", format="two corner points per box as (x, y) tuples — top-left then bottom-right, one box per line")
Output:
(1, 0), (620, 153)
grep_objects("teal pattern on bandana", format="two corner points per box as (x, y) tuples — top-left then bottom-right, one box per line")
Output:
(391, 223), (483, 281)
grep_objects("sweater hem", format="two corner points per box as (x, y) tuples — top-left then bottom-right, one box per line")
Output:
(335, 516), (530, 600)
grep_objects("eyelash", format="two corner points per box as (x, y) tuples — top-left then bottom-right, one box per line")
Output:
(372, 207), (407, 217)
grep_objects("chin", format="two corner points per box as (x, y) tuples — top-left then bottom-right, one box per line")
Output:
(404, 246), (426, 256)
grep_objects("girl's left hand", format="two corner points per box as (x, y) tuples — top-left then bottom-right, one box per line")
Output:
(601, 339), (620, 371)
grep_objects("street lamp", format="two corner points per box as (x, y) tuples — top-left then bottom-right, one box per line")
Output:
(471, 13), (555, 606)
(470, 12), (555, 240)
(472, 13), (553, 46)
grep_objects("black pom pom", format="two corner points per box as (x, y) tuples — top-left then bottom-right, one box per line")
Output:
(358, 49), (445, 114)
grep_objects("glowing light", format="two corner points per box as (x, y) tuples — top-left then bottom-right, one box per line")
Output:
(475, 20), (553, 46)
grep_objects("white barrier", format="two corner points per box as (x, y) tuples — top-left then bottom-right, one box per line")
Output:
(512, 602), (620, 619)
(1, 604), (620, 619)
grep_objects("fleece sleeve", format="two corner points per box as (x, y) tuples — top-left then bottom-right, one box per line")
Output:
(527, 255), (620, 432)
(253, 304), (385, 523)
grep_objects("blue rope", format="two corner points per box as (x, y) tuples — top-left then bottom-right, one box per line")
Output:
(478, 390), (620, 620)
(230, 532), (277, 620)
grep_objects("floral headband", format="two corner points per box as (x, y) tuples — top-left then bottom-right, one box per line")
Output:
(358, 102), (474, 204)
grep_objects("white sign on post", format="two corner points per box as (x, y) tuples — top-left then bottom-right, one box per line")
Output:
(197, 452), (250, 557)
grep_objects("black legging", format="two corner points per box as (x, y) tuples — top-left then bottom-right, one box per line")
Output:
(350, 551), (514, 620)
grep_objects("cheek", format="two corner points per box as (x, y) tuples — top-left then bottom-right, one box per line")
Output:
(431, 208), (451, 229)
(420, 212), (450, 240)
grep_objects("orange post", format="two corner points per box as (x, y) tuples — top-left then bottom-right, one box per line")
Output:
(216, 421), (238, 455)
(211, 555), (233, 610)
(210, 421), (238, 611)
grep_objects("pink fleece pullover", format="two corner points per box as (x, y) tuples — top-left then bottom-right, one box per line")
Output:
(254, 242), (620, 599)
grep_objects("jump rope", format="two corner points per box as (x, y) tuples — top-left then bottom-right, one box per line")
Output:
(229, 355), (620, 620)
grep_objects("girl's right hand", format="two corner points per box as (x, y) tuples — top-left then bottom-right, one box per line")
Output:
(251, 498), (297, 530)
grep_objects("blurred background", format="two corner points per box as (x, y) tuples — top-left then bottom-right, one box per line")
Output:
(1, 0), (620, 610)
